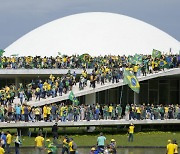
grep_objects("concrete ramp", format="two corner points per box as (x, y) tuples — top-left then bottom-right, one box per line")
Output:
(13, 68), (180, 107)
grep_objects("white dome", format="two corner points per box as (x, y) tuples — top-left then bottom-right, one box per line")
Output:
(5, 12), (180, 56)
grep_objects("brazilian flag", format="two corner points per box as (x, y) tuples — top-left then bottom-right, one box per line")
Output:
(73, 97), (79, 106)
(134, 54), (142, 65)
(128, 56), (136, 64)
(123, 70), (140, 93)
(152, 49), (161, 58)
(68, 91), (79, 106)
(68, 91), (75, 101)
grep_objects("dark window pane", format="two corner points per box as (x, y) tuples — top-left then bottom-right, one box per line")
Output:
(149, 79), (158, 90)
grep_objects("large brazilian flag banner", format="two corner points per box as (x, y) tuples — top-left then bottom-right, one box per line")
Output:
(152, 49), (161, 58)
(123, 70), (140, 93)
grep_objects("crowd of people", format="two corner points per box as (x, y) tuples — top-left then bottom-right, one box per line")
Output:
(0, 54), (179, 128)
(0, 54), (179, 70)
(0, 53), (180, 106)
(0, 126), (179, 154)
(0, 129), (117, 154)
(1, 102), (180, 123)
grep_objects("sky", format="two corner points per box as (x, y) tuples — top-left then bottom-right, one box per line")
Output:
(0, 0), (180, 49)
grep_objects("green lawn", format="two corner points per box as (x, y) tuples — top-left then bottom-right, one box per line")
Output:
(8, 131), (180, 147)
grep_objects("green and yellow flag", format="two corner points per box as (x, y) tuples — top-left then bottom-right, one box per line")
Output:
(123, 69), (140, 93)
(68, 91), (79, 106)
(134, 54), (142, 64)
(152, 49), (161, 58)
(68, 91), (75, 101)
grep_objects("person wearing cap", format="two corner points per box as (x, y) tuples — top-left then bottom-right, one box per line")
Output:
(173, 139), (178, 154)
(90, 147), (96, 154)
(45, 139), (57, 154)
(110, 139), (116, 147)
(128, 123), (135, 142)
(35, 133), (44, 154)
(166, 140), (175, 154)
(109, 139), (117, 154)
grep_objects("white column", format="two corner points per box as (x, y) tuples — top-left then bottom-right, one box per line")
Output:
(85, 93), (96, 105)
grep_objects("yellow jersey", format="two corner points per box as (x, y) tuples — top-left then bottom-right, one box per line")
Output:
(174, 144), (178, 154)
(167, 143), (175, 154)
(0, 147), (5, 154)
(109, 106), (113, 112)
(129, 126), (135, 134)
(47, 107), (51, 115)
(69, 141), (75, 152)
(136, 107), (141, 113)
(6, 134), (12, 144)
(35, 108), (40, 115)
(35, 136), (44, 147)
(165, 107), (169, 113)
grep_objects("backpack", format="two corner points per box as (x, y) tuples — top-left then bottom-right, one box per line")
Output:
(72, 141), (77, 150)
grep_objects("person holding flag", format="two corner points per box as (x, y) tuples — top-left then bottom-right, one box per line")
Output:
(45, 139), (57, 154)
(152, 49), (162, 59)
(68, 91), (79, 106)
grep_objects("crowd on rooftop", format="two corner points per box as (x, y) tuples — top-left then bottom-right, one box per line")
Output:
(0, 53), (179, 69)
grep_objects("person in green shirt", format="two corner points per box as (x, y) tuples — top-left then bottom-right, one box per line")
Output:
(125, 104), (130, 120)
(159, 105), (165, 120)
(116, 104), (122, 119)
(103, 105), (108, 120)
(0, 104), (4, 122)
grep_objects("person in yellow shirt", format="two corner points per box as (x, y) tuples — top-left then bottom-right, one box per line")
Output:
(47, 105), (51, 121)
(0, 145), (5, 154)
(6, 131), (12, 153)
(35, 107), (41, 122)
(128, 123), (135, 142)
(133, 65), (139, 77)
(164, 106), (169, 119)
(68, 138), (76, 154)
(173, 139), (178, 154)
(108, 105), (113, 119)
(167, 140), (175, 154)
(43, 105), (48, 121)
(62, 136), (69, 154)
(35, 133), (44, 154)
(136, 106), (141, 120)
